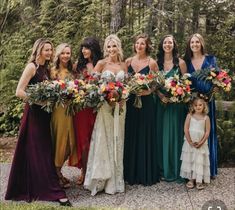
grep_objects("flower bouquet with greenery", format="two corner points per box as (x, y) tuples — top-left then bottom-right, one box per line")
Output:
(128, 71), (165, 108)
(98, 79), (129, 115)
(26, 80), (67, 113)
(191, 67), (232, 100)
(163, 73), (192, 103)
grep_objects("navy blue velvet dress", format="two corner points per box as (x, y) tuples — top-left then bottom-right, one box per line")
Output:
(186, 55), (218, 177)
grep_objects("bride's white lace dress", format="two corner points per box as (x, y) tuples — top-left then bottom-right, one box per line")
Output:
(84, 70), (126, 196)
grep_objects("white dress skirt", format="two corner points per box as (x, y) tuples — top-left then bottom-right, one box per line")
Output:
(180, 116), (210, 183)
(84, 70), (126, 195)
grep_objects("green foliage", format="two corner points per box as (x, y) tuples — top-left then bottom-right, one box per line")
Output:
(0, 0), (234, 144)
(216, 101), (235, 166)
(0, 98), (23, 136)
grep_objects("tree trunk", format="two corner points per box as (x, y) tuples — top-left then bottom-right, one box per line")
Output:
(110, 0), (127, 33)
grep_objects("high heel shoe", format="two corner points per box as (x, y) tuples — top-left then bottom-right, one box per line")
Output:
(58, 198), (72, 207)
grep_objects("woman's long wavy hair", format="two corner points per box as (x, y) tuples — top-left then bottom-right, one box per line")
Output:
(103, 34), (123, 62)
(28, 38), (54, 68)
(54, 43), (73, 72)
(184, 33), (206, 64)
(76, 37), (102, 72)
(156, 35), (179, 70)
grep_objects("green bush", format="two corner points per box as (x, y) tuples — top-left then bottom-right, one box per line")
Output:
(0, 98), (23, 136)
(216, 101), (235, 166)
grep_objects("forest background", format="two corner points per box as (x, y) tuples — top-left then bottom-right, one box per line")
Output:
(0, 0), (234, 165)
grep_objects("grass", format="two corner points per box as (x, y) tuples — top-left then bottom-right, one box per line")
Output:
(0, 202), (126, 210)
(0, 202), (101, 210)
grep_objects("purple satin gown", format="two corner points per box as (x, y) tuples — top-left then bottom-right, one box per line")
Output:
(5, 63), (66, 202)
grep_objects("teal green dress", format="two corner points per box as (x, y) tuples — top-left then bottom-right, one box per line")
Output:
(124, 65), (160, 186)
(155, 66), (187, 181)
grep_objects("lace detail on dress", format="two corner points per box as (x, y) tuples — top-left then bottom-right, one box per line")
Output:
(84, 70), (126, 195)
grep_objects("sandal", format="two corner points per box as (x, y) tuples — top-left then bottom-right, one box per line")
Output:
(196, 183), (205, 190)
(186, 180), (195, 189)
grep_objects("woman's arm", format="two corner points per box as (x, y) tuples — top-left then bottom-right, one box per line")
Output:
(16, 63), (36, 100)
(179, 58), (187, 75)
(94, 59), (105, 73)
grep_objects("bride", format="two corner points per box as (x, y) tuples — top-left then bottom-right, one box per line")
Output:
(84, 34), (127, 195)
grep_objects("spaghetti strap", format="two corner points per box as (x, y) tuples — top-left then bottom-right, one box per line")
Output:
(148, 57), (150, 65)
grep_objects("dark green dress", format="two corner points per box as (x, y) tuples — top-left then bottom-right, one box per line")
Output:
(124, 65), (160, 186)
(155, 66), (186, 182)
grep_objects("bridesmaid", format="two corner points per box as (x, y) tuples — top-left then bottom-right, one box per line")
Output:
(5, 38), (71, 206)
(50, 43), (78, 188)
(155, 35), (187, 182)
(124, 33), (160, 186)
(184, 33), (218, 178)
(73, 37), (102, 184)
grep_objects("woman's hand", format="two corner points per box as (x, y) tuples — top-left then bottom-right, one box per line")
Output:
(118, 99), (125, 108)
(137, 89), (152, 96)
(194, 141), (204, 149)
(212, 86), (219, 93)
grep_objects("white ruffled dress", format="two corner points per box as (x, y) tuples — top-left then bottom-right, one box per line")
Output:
(180, 115), (210, 183)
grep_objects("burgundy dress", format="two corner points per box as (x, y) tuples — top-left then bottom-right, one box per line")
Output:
(73, 108), (96, 170)
(5, 63), (66, 202)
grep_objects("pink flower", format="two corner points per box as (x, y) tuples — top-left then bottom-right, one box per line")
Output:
(176, 87), (183, 95)
(74, 79), (79, 85)
(223, 78), (231, 85)
(216, 71), (227, 79)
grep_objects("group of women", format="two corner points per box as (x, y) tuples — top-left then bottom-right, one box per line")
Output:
(5, 32), (218, 205)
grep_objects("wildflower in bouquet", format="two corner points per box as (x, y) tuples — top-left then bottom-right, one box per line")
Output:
(99, 80), (129, 115)
(77, 70), (101, 85)
(83, 83), (104, 112)
(26, 80), (63, 113)
(191, 67), (232, 99)
(64, 79), (86, 115)
(128, 71), (164, 108)
(208, 68), (232, 92)
(164, 73), (192, 103)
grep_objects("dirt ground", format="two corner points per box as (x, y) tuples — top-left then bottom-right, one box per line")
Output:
(0, 137), (17, 163)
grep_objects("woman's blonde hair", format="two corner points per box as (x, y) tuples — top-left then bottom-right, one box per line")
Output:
(189, 96), (209, 115)
(28, 38), (54, 64)
(103, 34), (123, 62)
(54, 43), (73, 71)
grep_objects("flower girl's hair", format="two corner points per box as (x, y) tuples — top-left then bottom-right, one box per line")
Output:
(189, 95), (209, 115)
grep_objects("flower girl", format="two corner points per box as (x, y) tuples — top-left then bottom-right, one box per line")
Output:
(180, 96), (211, 190)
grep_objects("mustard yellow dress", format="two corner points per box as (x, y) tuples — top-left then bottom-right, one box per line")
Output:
(50, 67), (78, 167)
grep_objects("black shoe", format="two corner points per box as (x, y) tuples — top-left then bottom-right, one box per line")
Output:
(58, 199), (72, 207)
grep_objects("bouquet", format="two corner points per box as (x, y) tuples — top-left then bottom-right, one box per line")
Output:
(191, 67), (232, 99)
(128, 71), (165, 108)
(99, 79), (129, 115)
(163, 73), (192, 103)
(26, 80), (67, 113)
(64, 79), (86, 115)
